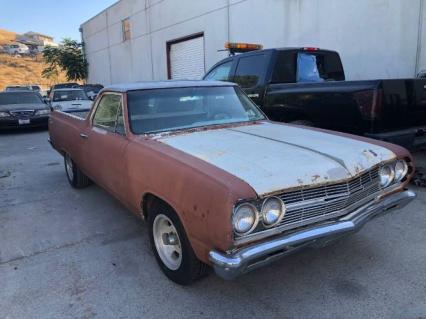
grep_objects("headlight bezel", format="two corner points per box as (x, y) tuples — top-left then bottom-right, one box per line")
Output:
(379, 163), (395, 188)
(232, 202), (259, 236)
(394, 159), (408, 182)
(261, 196), (286, 228)
(0, 111), (10, 118)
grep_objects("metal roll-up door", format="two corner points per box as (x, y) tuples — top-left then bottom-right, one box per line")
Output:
(168, 35), (205, 80)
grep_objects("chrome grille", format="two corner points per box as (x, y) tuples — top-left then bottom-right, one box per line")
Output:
(9, 110), (35, 117)
(277, 167), (381, 230)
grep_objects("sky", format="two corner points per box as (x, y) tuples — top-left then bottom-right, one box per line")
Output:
(0, 0), (118, 42)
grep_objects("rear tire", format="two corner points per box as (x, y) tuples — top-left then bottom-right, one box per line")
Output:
(148, 200), (208, 285)
(64, 153), (90, 189)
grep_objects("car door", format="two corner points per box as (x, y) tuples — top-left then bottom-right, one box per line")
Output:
(233, 53), (269, 106)
(81, 92), (129, 199)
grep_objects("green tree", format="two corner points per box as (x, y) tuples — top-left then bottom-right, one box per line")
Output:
(42, 38), (88, 82)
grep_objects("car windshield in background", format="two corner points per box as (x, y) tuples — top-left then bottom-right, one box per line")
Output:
(53, 83), (79, 90)
(53, 90), (89, 102)
(297, 52), (344, 82)
(5, 86), (31, 92)
(127, 86), (265, 134)
(83, 85), (103, 93)
(0, 92), (42, 105)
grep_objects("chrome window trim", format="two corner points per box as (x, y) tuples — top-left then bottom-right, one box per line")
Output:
(90, 92), (128, 136)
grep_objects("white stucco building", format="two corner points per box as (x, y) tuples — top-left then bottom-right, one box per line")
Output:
(80, 0), (426, 85)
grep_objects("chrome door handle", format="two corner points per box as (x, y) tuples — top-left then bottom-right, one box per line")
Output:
(80, 133), (88, 139)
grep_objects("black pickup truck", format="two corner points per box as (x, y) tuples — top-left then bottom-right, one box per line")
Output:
(204, 47), (426, 149)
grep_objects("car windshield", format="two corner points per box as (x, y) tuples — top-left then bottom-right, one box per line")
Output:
(127, 86), (265, 134)
(53, 83), (79, 89)
(53, 90), (89, 102)
(0, 92), (42, 105)
(6, 86), (31, 92)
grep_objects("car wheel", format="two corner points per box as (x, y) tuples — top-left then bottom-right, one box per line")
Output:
(290, 119), (315, 127)
(148, 200), (208, 285)
(64, 153), (90, 188)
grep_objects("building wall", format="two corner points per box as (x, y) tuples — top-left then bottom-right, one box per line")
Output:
(81, 0), (426, 85)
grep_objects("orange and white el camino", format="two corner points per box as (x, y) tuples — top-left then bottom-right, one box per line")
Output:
(48, 81), (416, 285)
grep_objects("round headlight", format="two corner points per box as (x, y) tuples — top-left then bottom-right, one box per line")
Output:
(261, 197), (285, 227)
(379, 164), (395, 187)
(394, 160), (408, 182)
(232, 203), (258, 235)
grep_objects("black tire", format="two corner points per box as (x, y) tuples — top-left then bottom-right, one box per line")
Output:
(148, 200), (208, 285)
(64, 153), (90, 189)
(290, 119), (315, 127)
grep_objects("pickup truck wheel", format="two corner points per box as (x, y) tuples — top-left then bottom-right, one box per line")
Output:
(290, 120), (315, 127)
(148, 201), (208, 285)
(64, 153), (90, 189)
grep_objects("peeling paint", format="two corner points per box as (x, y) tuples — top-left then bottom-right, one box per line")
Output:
(159, 122), (396, 195)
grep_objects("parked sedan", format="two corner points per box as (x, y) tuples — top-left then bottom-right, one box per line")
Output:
(0, 91), (50, 128)
(50, 88), (92, 113)
(49, 81), (416, 285)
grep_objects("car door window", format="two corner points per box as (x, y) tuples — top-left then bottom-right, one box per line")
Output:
(234, 54), (266, 88)
(204, 61), (232, 81)
(93, 94), (124, 134)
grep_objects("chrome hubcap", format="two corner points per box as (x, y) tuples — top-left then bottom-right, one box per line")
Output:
(65, 155), (74, 180)
(153, 214), (182, 270)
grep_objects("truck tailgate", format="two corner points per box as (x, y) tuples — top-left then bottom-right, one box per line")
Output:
(380, 79), (426, 131)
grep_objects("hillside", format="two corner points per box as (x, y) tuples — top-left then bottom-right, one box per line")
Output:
(0, 54), (67, 90)
(0, 29), (67, 90)
(0, 28), (16, 45)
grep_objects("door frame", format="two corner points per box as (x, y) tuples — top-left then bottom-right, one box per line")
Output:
(166, 32), (205, 79)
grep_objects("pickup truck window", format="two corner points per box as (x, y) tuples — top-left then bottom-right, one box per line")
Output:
(271, 51), (296, 83)
(234, 54), (267, 88)
(93, 94), (124, 133)
(204, 61), (232, 81)
(297, 52), (344, 82)
(127, 86), (265, 134)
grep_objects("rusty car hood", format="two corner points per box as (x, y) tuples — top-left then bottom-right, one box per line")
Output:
(156, 122), (397, 195)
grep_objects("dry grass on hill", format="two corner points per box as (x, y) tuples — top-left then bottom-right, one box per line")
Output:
(0, 29), (67, 90)
(0, 28), (16, 45)
(0, 53), (67, 91)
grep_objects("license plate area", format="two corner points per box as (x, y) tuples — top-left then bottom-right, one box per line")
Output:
(18, 119), (30, 125)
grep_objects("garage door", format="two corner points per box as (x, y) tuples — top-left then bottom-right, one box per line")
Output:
(168, 35), (205, 80)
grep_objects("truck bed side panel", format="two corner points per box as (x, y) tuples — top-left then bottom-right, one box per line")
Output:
(379, 79), (426, 131)
(263, 80), (380, 134)
(48, 111), (87, 167)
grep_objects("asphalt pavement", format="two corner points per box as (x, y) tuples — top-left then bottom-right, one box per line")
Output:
(1, 128), (425, 319)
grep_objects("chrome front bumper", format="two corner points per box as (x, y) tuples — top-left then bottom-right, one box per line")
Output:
(209, 190), (416, 280)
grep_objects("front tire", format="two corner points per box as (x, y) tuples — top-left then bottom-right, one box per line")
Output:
(64, 153), (90, 188)
(148, 200), (208, 285)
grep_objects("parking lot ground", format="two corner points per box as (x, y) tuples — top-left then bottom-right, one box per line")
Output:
(1, 129), (426, 319)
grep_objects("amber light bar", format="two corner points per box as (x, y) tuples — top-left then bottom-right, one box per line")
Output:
(225, 42), (263, 53)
